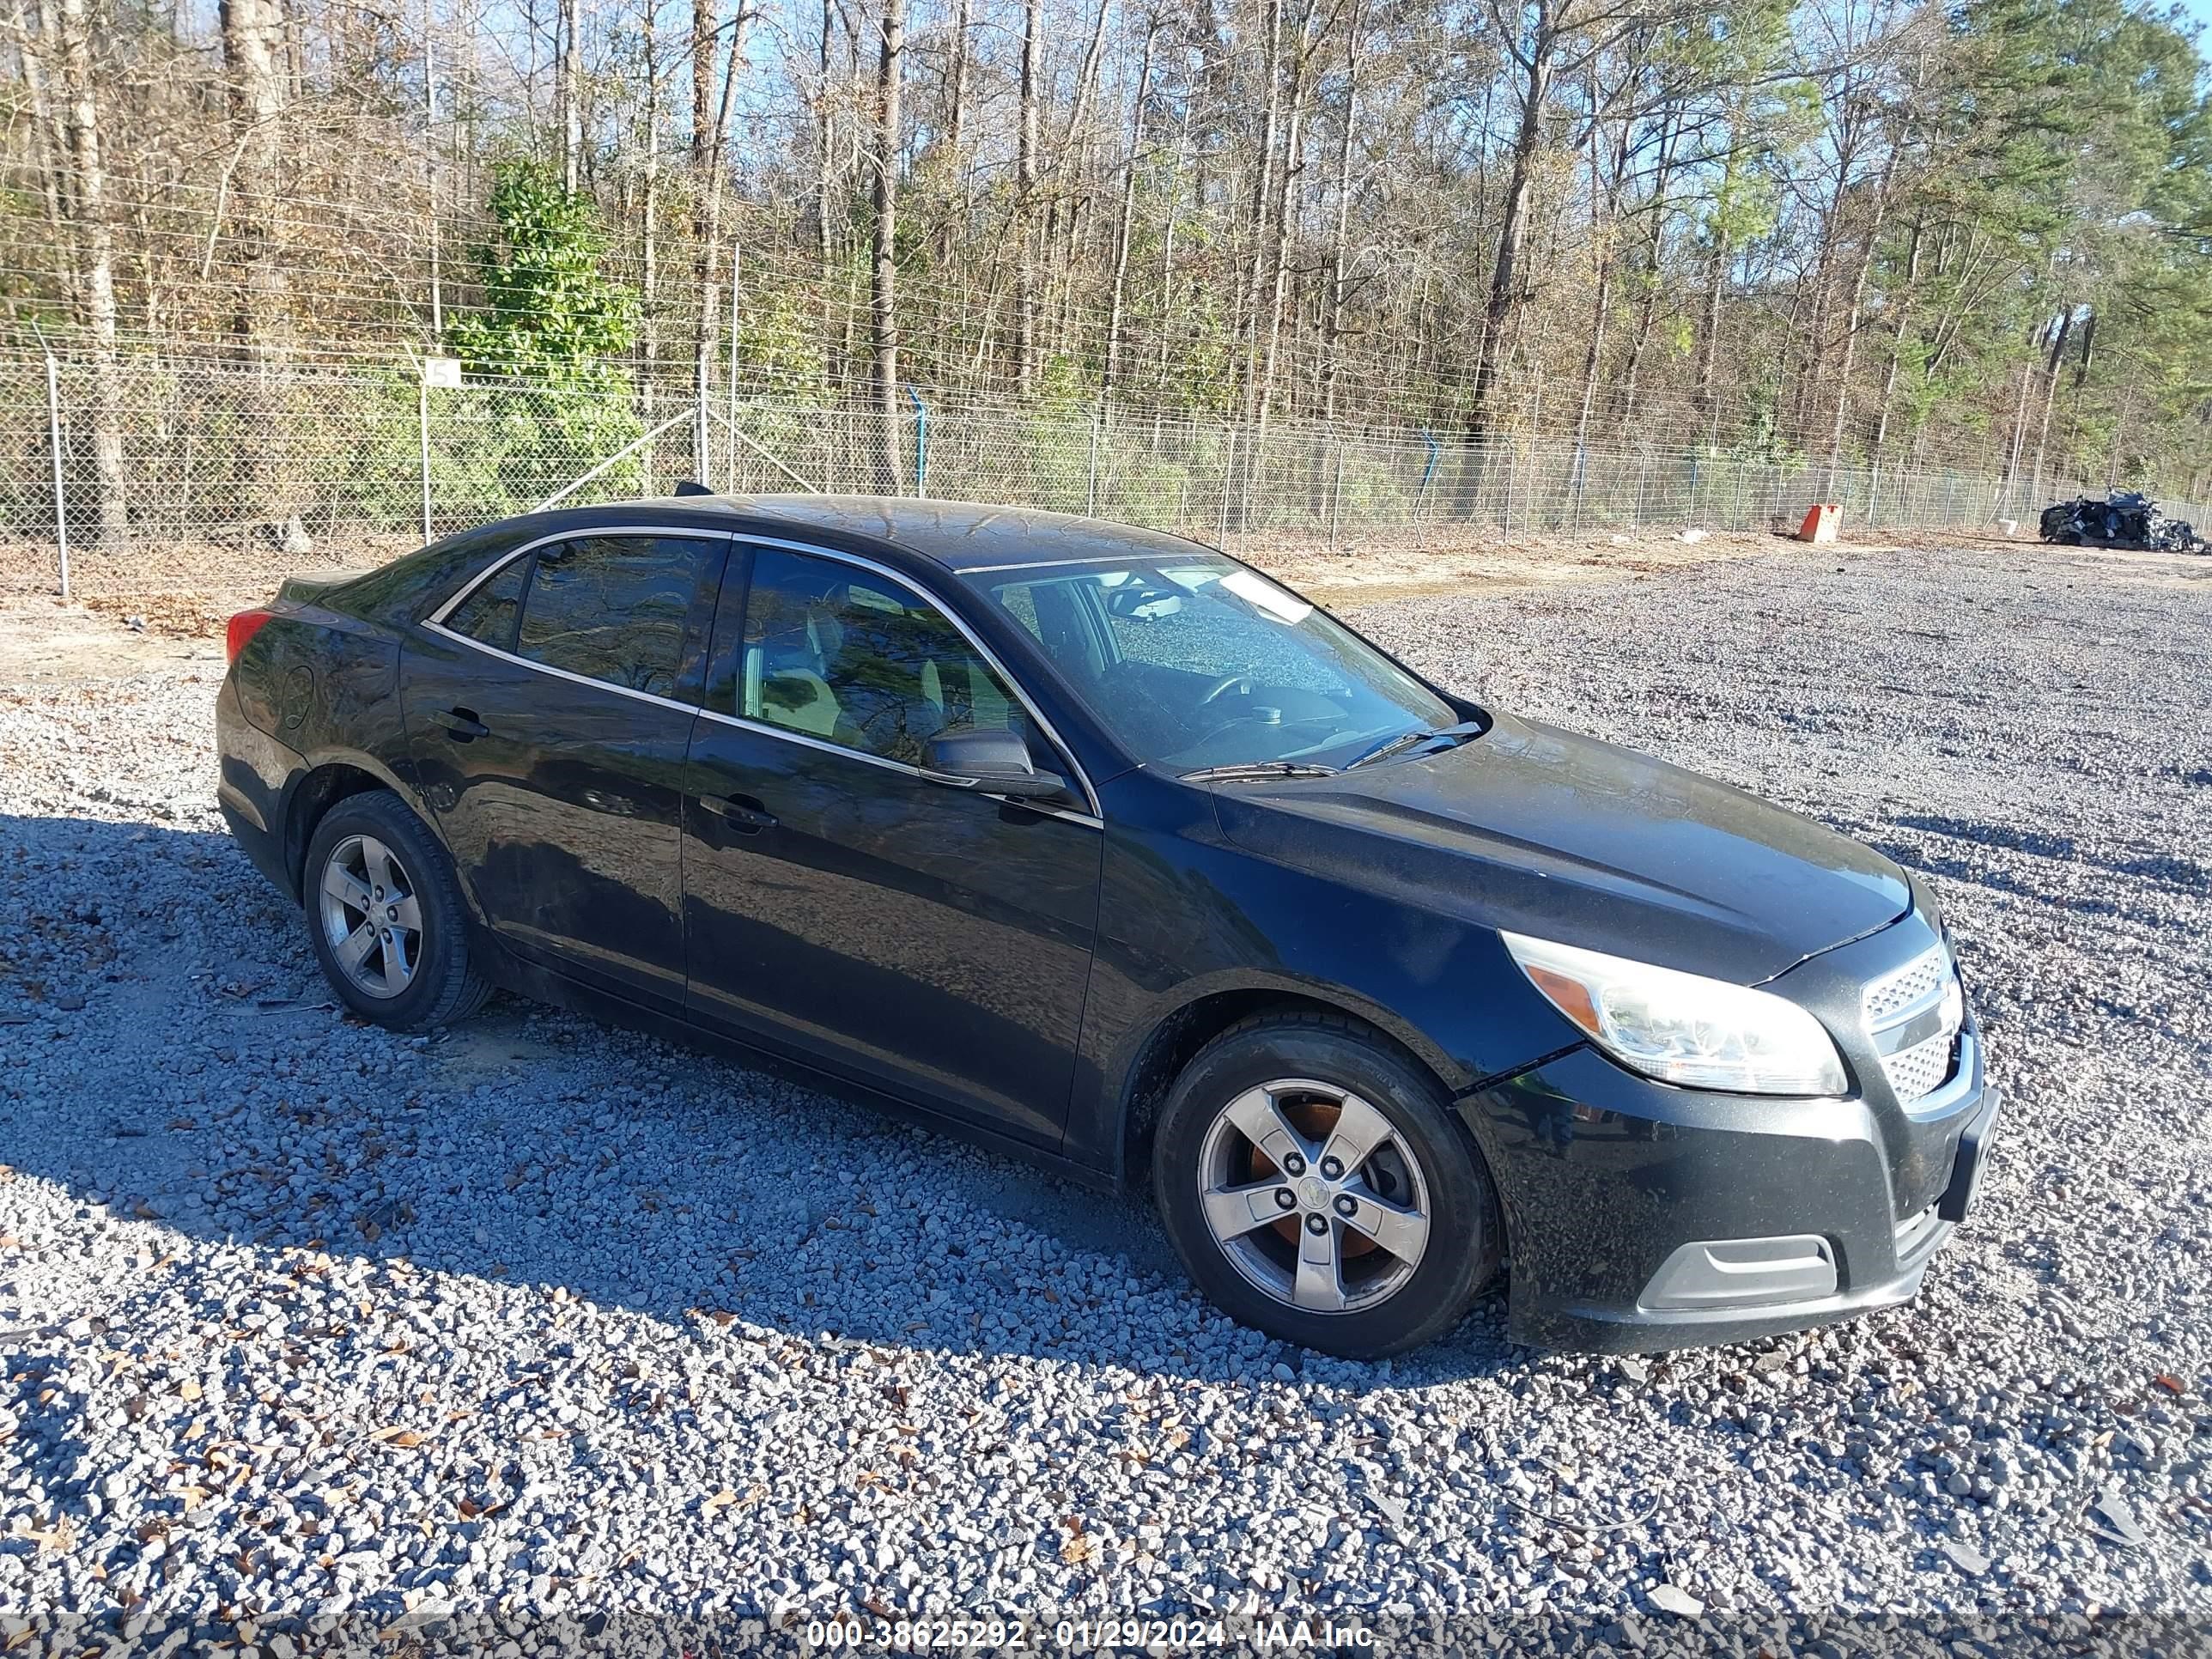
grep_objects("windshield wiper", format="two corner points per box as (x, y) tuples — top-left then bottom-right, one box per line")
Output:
(1342, 720), (1484, 771)
(1180, 761), (1340, 783)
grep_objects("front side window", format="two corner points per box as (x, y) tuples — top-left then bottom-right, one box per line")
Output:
(971, 556), (1457, 773)
(511, 535), (714, 700)
(735, 548), (1031, 768)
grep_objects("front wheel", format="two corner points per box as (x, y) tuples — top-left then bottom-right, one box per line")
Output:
(303, 788), (489, 1030)
(1152, 1012), (1503, 1358)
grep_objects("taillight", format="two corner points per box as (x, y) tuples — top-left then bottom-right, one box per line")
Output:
(226, 608), (276, 663)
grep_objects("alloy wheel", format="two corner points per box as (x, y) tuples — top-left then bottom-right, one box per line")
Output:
(318, 833), (422, 1000)
(1194, 1078), (1431, 1315)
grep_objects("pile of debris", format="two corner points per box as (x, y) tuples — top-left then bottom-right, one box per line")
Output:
(2038, 489), (2207, 554)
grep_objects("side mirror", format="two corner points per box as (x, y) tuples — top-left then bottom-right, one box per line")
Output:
(921, 726), (1068, 801)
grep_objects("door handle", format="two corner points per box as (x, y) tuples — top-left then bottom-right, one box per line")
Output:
(697, 793), (777, 833)
(430, 706), (489, 741)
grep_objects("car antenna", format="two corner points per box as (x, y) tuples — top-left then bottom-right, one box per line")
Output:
(672, 479), (716, 497)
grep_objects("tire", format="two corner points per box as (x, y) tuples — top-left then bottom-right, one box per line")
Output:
(1151, 1011), (1503, 1358)
(301, 788), (490, 1031)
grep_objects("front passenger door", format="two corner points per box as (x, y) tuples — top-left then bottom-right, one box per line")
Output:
(680, 545), (1103, 1144)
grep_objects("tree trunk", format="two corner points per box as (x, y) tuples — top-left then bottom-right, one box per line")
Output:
(872, 0), (904, 488)
(1014, 0), (1041, 396)
(692, 0), (715, 172)
(1256, 0), (1316, 433)
(1694, 223), (1728, 425)
(561, 0), (583, 193)
(1239, 0), (1285, 423)
(2027, 306), (2072, 503)
(1102, 13), (1158, 403)
(219, 0), (289, 361)
(691, 0), (750, 453)
(814, 0), (838, 368)
(1570, 81), (1622, 460)
(1320, 0), (1361, 424)
(640, 0), (660, 421)
(43, 0), (127, 541)
(945, 0), (971, 158)
(1468, 41), (1550, 439)
(1821, 148), (1897, 493)
(1870, 210), (1923, 459)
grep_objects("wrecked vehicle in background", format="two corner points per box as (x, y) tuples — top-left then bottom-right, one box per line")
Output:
(2039, 489), (2207, 553)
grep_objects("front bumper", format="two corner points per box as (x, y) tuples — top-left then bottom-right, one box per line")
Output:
(1459, 1028), (1997, 1352)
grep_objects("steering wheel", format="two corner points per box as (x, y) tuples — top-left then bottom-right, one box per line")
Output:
(1198, 673), (1256, 706)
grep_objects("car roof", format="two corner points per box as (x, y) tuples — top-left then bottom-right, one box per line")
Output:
(609, 492), (1225, 575)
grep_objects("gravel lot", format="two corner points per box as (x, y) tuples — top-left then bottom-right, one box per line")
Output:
(2, 536), (2209, 1651)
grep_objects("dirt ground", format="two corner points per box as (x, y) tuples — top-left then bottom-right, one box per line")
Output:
(0, 517), (2169, 684)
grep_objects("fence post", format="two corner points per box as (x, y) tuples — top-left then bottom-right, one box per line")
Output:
(1085, 403), (1103, 516)
(1416, 428), (1440, 523)
(905, 386), (928, 498)
(417, 380), (433, 544)
(1328, 443), (1346, 553)
(1633, 450), (1650, 532)
(694, 363), (712, 482)
(43, 346), (68, 600)
(1217, 427), (1237, 549)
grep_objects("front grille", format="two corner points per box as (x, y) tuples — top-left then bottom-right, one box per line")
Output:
(1863, 946), (1946, 1024)
(1863, 941), (1963, 1106)
(1881, 1031), (1954, 1103)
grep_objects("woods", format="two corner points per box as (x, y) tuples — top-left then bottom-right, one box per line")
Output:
(1, 0), (2207, 534)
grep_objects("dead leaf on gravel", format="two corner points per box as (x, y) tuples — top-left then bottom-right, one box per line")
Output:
(368, 1426), (428, 1448)
(701, 1489), (739, 1513)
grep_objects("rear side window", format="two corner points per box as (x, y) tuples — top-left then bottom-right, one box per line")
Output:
(445, 556), (526, 652)
(514, 535), (715, 700)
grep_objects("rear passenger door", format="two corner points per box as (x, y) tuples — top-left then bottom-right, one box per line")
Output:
(403, 529), (728, 1015)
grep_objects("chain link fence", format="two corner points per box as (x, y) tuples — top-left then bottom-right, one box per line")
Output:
(4, 351), (2199, 596)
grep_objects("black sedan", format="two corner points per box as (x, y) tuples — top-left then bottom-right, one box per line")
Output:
(216, 495), (2000, 1356)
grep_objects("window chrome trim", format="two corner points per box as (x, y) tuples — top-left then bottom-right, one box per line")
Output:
(724, 533), (1103, 819)
(422, 621), (704, 717)
(421, 524), (1104, 825)
(692, 705), (1102, 830)
(425, 523), (735, 629)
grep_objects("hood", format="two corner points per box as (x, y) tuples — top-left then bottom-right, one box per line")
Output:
(1207, 712), (1911, 985)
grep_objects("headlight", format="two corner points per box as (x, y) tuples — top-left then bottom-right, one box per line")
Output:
(1500, 932), (1848, 1097)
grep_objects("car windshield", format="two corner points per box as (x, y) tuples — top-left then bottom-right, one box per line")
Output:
(967, 555), (1461, 774)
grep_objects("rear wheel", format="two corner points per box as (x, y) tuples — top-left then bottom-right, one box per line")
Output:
(1152, 1012), (1503, 1358)
(303, 789), (489, 1030)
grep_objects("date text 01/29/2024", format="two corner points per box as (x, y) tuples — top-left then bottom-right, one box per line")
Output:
(805, 1617), (1378, 1650)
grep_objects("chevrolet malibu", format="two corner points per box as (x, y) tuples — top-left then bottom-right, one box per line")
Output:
(216, 494), (2001, 1356)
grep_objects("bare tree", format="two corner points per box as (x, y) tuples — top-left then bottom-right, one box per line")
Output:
(872, 0), (904, 487)
(34, 0), (126, 538)
(1103, 7), (1161, 404)
(561, 0), (584, 192)
(1014, 0), (1042, 396)
(219, 0), (289, 360)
